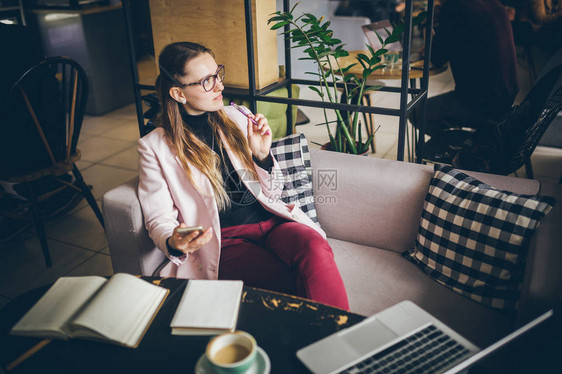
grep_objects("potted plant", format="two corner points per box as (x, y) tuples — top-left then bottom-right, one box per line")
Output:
(268, 3), (425, 154)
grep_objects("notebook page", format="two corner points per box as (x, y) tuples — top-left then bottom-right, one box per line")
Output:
(11, 276), (107, 338)
(69, 273), (167, 346)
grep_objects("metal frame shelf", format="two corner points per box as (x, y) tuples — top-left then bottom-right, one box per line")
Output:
(121, 0), (434, 162)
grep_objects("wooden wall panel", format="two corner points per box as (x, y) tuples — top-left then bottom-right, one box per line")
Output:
(149, 0), (279, 89)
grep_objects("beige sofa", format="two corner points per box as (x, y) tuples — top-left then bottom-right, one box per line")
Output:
(102, 148), (561, 357)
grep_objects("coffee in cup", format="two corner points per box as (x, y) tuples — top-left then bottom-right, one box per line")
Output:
(206, 331), (257, 374)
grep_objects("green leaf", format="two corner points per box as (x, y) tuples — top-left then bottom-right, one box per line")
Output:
(340, 63), (357, 73)
(308, 86), (324, 98)
(413, 11), (427, 26)
(358, 120), (362, 147)
(319, 33), (332, 44)
(290, 1), (300, 14)
(385, 34), (400, 44)
(291, 35), (305, 43)
(291, 28), (304, 36)
(363, 69), (372, 80)
(375, 30), (384, 45)
(334, 49), (349, 58)
(369, 55), (382, 65)
(267, 15), (286, 24)
(392, 23), (404, 37)
(357, 58), (368, 69)
(364, 134), (375, 150)
(271, 21), (289, 30)
(357, 53), (370, 64)
(314, 119), (339, 127)
(304, 13), (317, 22)
(372, 48), (387, 58)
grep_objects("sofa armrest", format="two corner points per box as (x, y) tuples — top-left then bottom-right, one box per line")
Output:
(102, 177), (166, 276)
(518, 182), (562, 325)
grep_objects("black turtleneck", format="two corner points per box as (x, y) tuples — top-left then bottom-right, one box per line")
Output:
(180, 110), (273, 229)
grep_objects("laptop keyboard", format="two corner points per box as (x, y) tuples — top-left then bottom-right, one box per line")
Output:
(339, 324), (471, 374)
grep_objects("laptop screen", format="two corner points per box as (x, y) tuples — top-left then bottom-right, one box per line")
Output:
(443, 309), (553, 374)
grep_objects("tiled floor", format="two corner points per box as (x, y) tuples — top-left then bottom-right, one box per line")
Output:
(0, 64), (561, 312)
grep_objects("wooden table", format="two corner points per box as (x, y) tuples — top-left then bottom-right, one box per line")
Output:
(0, 278), (365, 374)
(329, 50), (447, 81)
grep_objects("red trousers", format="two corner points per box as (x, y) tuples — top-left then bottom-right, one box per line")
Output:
(219, 216), (349, 310)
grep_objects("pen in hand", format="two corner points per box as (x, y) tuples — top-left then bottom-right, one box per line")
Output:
(230, 102), (270, 135)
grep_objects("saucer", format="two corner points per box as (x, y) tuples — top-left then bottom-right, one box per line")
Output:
(195, 346), (270, 374)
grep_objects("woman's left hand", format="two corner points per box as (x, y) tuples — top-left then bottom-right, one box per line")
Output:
(247, 113), (272, 161)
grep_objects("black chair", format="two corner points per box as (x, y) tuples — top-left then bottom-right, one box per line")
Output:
(423, 64), (562, 178)
(0, 56), (104, 267)
(512, 20), (538, 83)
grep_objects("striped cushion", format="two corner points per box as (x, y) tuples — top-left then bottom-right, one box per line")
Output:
(403, 165), (555, 310)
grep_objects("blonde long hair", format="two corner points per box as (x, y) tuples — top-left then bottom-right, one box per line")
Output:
(155, 42), (258, 211)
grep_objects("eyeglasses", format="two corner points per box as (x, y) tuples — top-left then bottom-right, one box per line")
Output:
(181, 65), (225, 92)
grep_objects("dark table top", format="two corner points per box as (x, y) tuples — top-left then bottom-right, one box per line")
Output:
(0, 277), (365, 374)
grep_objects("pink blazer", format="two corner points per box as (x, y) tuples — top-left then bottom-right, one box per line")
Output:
(137, 106), (325, 279)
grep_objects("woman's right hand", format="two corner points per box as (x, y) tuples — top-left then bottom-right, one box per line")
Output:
(168, 224), (213, 254)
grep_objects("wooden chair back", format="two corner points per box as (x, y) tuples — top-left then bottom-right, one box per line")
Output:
(4, 56), (88, 178)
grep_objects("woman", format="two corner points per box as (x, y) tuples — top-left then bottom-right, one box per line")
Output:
(138, 42), (348, 310)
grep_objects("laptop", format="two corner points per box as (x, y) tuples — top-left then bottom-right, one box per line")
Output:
(297, 300), (553, 374)
(361, 20), (423, 62)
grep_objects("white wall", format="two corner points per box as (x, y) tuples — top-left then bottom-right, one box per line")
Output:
(275, 0), (331, 79)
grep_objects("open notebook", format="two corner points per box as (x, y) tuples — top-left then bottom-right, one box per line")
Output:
(10, 274), (169, 348)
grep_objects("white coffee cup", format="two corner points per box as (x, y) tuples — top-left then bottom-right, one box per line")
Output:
(206, 331), (257, 374)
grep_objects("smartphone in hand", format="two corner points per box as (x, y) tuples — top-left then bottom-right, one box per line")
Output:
(176, 226), (204, 234)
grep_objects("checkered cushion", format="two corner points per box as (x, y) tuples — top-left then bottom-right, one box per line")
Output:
(403, 165), (555, 310)
(270, 133), (318, 224)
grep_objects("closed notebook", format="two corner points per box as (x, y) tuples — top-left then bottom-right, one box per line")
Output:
(170, 280), (243, 335)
